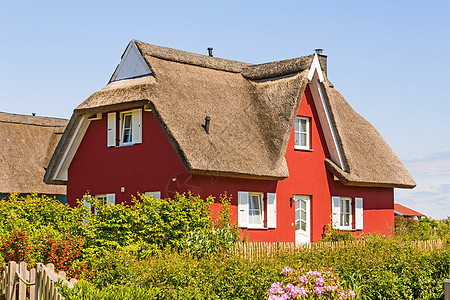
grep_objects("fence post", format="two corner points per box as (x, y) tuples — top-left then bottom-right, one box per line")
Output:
(445, 279), (450, 300)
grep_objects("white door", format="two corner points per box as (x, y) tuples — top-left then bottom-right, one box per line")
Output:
(295, 195), (311, 244)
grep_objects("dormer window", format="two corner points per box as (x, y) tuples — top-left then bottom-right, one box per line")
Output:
(294, 116), (310, 150)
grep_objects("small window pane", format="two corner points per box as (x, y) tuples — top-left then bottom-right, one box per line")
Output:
(295, 199), (300, 209)
(294, 119), (299, 131)
(301, 200), (306, 210)
(301, 133), (307, 146)
(301, 221), (306, 231)
(295, 221), (301, 230)
(300, 119), (307, 132)
(295, 210), (300, 220)
(301, 210), (306, 221)
(294, 133), (299, 146)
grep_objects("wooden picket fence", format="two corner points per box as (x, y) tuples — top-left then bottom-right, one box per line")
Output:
(233, 239), (446, 261)
(0, 261), (77, 300)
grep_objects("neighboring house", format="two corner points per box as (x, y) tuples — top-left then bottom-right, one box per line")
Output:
(0, 112), (68, 203)
(394, 203), (425, 219)
(44, 40), (416, 243)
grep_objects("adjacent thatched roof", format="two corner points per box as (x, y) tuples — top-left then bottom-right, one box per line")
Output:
(45, 40), (415, 188)
(0, 112), (68, 194)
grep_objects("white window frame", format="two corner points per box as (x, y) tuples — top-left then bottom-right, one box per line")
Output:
(294, 116), (310, 150)
(248, 192), (264, 229)
(339, 197), (352, 230)
(120, 111), (133, 145)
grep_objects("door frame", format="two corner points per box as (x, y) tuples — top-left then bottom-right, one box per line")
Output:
(294, 194), (311, 244)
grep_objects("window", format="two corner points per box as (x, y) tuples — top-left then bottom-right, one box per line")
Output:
(144, 191), (161, 199)
(94, 193), (116, 214)
(332, 196), (363, 230)
(294, 116), (310, 150)
(248, 193), (263, 226)
(108, 109), (142, 147)
(121, 112), (133, 144)
(238, 192), (276, 229)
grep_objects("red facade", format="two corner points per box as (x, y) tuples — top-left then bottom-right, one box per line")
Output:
(67, 86), (394, 243)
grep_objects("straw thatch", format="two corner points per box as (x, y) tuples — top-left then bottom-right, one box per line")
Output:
(321, 83), (416, 188)
(0, 112), (67, 194)
(45, 40), (415, 188)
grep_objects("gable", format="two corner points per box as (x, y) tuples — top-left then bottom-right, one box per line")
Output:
(110, 41), (152, 82)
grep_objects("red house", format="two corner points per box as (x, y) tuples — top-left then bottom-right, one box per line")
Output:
(44, 41), (415, 243)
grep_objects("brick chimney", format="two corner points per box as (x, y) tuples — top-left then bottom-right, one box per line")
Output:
(314, 49), (328, 77)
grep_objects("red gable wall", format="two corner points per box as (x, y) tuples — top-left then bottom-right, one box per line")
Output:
(67, 85), (394, 243)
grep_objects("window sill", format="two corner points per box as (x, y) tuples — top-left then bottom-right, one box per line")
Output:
(294, 146), (313, 152)
(116, 143), (135, 148)
(243, 225), (266, 230)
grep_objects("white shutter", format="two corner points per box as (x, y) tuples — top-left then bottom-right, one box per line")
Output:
(83, 195), (91, 210)
(144, 191), (161, 199)
(107, 112), (116, 147)
(132, 109), (142, 144)
(331, 196), (341, 229)
(355, 197), (363, 230)
(267, 193), (277, 228)
(106, 193), (115, 205)
(238, 191), (249, 228)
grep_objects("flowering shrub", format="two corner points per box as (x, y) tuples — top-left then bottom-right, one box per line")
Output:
(38, 233), (86, 278)
(267, 267), (356, 299)
(0, 229), (32, 266)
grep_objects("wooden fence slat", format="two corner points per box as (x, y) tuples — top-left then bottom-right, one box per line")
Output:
(18, 261), (28, 300)
(444, 279), (450, 300)
(29, 267), (36, 300)
(7, 261), (16, 300)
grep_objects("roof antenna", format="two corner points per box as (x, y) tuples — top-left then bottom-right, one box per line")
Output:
(202, 116), (211, 134)
(207, 47), (213, 57)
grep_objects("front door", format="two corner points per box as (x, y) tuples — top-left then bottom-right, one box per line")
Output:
(295, 195), (311, 244)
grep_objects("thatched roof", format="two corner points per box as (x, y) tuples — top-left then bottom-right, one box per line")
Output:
(0, 112), (68, 194)
(45, 40), (415, 188)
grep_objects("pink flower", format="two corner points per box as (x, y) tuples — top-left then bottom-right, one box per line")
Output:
(326, 285), (338, 292)
(300, 275), (308, 283)
(315, 286), (324, 296)
(282, 266), (293, 276)
(315, 276), (325, 287)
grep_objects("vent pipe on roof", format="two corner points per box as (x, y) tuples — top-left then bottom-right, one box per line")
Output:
(202, 116), (211, 134)
(314, 48), (328, 77)
(207, 47), (213, 57)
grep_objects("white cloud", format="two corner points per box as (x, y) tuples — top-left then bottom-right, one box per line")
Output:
(395, 151), (450, 220)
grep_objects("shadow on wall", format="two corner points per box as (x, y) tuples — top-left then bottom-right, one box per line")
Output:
(0, 193), (66, 205)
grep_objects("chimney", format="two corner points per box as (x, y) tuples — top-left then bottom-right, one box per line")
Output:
(202, 116), (211, 134)
(207, 47), (213, 57)
(314, 48), (328, 77)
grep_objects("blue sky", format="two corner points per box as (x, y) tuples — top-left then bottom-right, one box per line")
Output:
(0, 1), (448, 218)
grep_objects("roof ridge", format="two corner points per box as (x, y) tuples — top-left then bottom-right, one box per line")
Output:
(134, 40), (252, 73)
(0, 112), (68, 127)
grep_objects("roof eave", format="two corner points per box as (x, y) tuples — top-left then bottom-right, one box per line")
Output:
(325, 159), (417, 189)
(190, 169), (288, 181)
